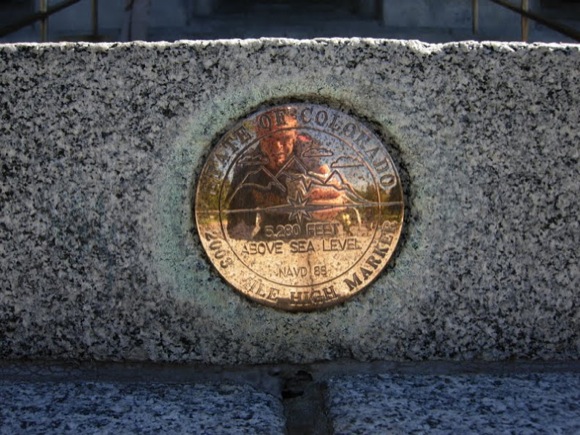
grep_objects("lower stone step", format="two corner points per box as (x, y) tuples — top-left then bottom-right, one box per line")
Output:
(0, 381), (285, 434)
(327, 372), (580, 434)
(2, 368), (579, 434)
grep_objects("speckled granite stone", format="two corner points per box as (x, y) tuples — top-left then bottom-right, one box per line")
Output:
(0, 40), (578, 364)
(327, 372), (580, 434)
(0, 381), (285, 434)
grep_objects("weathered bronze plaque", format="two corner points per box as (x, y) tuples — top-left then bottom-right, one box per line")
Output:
(195, 104), (403, 311)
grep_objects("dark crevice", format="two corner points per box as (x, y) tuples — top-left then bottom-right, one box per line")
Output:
(282, 369), (332, 435)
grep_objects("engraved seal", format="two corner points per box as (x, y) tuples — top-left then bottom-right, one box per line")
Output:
(195, 104), (404, 311)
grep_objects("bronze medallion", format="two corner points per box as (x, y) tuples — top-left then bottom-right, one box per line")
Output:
(195, 104), (404, 311)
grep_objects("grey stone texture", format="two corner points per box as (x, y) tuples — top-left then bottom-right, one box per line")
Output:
(0, 381), (285, 434)
(328, 372), (580, 433)
(1, 363), (578, 434)
(0, 39), (579, 364)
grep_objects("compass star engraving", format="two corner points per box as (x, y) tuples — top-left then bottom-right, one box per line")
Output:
(287, 191), (312, 224)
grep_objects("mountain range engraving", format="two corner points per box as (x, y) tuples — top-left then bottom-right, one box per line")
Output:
(226, 152), (374, 214)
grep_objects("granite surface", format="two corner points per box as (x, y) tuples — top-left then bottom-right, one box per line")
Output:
(1, 365), (578, 434)
(327, 372), (580, 434)
(0, 381), (285, 434)
(0, 40), (579, 364)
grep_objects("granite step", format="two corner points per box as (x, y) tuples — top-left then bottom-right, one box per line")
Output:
(327, 372), (580, 434)
(0, 381), (285, 434)
(1, 363), (579, 434)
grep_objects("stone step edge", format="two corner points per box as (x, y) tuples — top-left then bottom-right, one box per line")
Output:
(2, 359), (579, 390)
